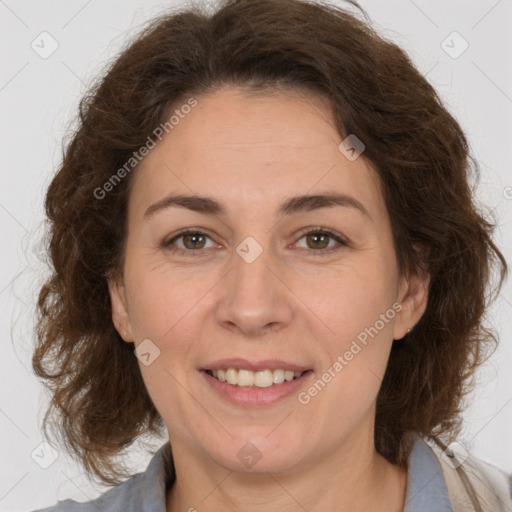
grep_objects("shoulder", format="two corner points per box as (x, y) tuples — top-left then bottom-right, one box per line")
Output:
(424, 437), (512, 512)
(29, 501), (97, 512)
(27, 441), (173, 512)
(27, 472), (145, 512)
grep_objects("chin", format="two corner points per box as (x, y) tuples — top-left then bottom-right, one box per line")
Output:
(205, 432), (309, 474)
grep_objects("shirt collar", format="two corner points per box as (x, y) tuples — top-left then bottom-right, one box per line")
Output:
(403, 434), (453, 511)
(125, 435), (452, 511)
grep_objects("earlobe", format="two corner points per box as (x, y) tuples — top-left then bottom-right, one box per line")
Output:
(107, 274), (135, 343)
(393, 270), (430, 341)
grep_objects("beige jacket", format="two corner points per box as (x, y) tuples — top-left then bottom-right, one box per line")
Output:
(426, 438), (512, 511)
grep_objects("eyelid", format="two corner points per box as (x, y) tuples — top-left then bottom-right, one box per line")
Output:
(163, 228), (220, 251)
(291, 226), (349, 255)
(163, 226), (349, 256)
(293, 226), (349, 244)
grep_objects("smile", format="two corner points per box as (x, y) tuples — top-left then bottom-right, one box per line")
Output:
(205, 368), (305, 387)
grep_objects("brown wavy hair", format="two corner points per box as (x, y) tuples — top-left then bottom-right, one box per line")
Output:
(32, 0), (508, 486)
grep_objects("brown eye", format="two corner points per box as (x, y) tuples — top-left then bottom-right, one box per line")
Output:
(294, 228), (348, 256)
(163, 230), (216, 256)
(305, 232), (331, 250)
(181, 232), (207, 249)
(163, 227), (348, 257)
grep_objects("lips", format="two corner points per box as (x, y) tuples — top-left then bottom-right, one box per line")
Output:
(201, 367), (313, 407)
(200, 358), (311, 373)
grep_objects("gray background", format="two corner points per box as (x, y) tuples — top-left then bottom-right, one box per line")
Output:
(1, 0), (511, 510)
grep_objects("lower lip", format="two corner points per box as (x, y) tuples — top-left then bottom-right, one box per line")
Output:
(201, 370), (313, 407)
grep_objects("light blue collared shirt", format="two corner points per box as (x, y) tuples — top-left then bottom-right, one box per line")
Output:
(403, 436), (453, 511)
(32, 436), (453, 511)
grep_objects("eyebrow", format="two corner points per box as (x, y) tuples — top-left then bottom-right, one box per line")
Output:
(143, 192), (371, 220)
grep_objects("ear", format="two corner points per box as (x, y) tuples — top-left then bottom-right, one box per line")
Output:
(107, 273), (135, 343)
(393, 267), (430, 340)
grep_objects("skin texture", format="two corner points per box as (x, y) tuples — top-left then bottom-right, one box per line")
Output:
(108, 86), (429, 512)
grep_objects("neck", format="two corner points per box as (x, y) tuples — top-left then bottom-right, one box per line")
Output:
(166, 430), (408, 512)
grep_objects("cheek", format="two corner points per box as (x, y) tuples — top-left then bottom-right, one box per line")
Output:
(304, 257), (398, 399)
(124, 257), (211, 340)
(305, 288), (398, 439)
(305, 259), (397, 339)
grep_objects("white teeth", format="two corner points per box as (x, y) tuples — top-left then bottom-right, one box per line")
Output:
(226, 368), (238, 385)
(272, 369), (285, 384)
(238, 369), (255, 386)
(208, 368), (305, 387)
(254, 370), (273, 387)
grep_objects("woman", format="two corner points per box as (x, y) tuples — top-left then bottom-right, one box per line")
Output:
(31, 0), (511, 510)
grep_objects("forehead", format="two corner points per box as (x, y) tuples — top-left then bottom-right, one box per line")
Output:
(129, 86), (385, 221)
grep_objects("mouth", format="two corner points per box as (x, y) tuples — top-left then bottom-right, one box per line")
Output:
(200, 358), (313, 406)
(201, 360), (314, 406)
(204, 368), (310, 388)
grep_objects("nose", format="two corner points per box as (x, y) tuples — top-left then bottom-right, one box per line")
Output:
(214, 239), (294, 337)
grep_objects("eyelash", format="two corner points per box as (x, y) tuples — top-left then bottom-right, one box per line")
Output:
(162, 227), (348, 257)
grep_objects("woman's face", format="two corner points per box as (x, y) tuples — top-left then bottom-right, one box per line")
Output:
(109, 86), (428, 474)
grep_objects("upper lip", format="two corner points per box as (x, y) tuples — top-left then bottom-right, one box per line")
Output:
(200, 358), (312, 373)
